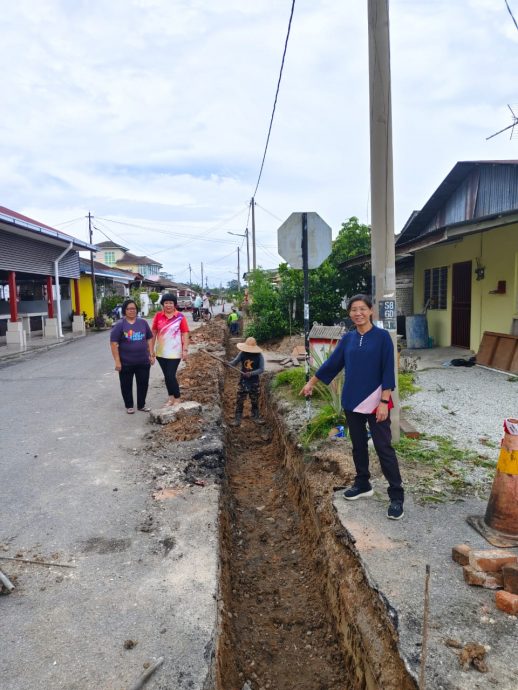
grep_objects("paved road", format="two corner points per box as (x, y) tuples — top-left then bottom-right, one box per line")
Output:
(0, 319), (218, 690)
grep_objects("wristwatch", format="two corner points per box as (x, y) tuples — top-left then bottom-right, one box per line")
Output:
(380, 399), (390, 404)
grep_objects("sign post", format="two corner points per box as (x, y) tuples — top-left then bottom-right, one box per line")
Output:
(278, 212), (332, 418)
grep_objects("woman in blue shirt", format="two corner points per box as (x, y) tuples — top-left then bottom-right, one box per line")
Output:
(301, 294), (404, 520)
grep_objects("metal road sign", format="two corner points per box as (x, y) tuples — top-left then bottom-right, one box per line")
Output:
(277, 212), (332, 269)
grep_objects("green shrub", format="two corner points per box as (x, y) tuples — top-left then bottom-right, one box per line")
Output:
(149, 291), (159, 305)
(100, 294), (121, 315)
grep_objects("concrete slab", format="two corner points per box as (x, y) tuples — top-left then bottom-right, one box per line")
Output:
(333, 491), (518, 689)
(401, 346), (475, 371)
(150, 400), (203, 424)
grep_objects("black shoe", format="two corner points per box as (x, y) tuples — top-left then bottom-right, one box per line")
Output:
(343, 485), (374, 501)
(229, 416), (242, 427)
(387, 500), (404, 520)
(252, 415), (265, 425)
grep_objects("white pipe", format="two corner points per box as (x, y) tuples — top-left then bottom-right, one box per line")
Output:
(54, 242), (73, 338)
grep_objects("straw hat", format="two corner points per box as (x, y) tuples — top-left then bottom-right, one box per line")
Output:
(237, 337), (263, 353)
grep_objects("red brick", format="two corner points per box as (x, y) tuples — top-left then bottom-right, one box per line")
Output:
(463, 565), (503, 590)
(468, 549), (518, 573)
(452, 544), (471, 566)
(495, 590), (518, 615)
(502, 564), (518, 595)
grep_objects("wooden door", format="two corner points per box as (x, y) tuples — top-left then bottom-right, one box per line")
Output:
(451, 261), (472, 348)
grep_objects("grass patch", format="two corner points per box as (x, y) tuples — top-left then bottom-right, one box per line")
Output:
(271, 368), (307, 397)
(398, 372), (420, 399)
(395, 433), (494, 502)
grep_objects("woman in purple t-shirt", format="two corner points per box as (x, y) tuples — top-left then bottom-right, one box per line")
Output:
(110, 299), (155, 414)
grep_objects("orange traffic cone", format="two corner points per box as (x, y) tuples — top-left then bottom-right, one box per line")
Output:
(467, 419), (518, 548)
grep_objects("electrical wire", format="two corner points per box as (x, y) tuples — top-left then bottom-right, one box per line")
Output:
(53, 216), (87, 227)
(256, 240), (282, 263)
(505, 0), (518, 31)
(252, 0), (296, 199)
(254, 202), (283, 222)
(96, 204), (248, 244)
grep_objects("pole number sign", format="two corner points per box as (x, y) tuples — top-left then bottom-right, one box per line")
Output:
(378, 299), (397, 331)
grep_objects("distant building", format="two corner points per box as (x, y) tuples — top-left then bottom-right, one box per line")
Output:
(0, 205), (95, 344)
(95, 241), (162, 277)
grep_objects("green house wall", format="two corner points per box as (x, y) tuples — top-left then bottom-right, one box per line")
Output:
(413, 222), (518, 351)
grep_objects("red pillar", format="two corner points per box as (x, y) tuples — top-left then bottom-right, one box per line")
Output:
(73, 279), (81, 315)
(8, 271), (18, 322)
(46, 276), (54, 318)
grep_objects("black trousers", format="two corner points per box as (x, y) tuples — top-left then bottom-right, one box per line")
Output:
(119, 364), (150, 410)
(344, 410), (404, 502)
(157, 357), (181, 398)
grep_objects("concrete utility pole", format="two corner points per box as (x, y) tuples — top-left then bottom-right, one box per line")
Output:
(251, 197), (257, 270)
(88, 212), (97, 318)
(237, 247), (241, 290)
(188, 264), (192, 286)
(368, 0), (399, 441)
(227, 229), (250, 276)
(201, 262), (204, 292)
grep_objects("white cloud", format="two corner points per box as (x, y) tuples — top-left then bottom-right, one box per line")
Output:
(1, 0), (517, 283)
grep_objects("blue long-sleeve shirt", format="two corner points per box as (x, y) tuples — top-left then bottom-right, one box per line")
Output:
(316, 326), (395, 413)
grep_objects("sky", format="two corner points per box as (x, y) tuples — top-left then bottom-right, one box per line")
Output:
(1, 0), (518, 287)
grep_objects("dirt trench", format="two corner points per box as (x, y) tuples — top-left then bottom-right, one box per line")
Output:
(215, 336), (418, 690)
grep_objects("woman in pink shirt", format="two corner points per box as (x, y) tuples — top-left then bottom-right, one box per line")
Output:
(151, 293), (190, 406)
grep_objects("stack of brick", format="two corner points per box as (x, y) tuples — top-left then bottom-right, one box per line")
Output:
(452, 544), (518, 614)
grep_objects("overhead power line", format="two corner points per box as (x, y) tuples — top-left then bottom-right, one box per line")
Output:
(505, 0), (518, 31)
(254, 202), (283, 222)
(252, 0), (296, 199)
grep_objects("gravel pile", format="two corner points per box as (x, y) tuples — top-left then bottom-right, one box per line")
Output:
(404, 364), (518, 458)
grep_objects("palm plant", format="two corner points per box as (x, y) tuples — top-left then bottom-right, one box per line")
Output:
(302, 342), (346, 442)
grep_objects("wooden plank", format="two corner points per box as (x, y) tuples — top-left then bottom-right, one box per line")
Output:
(492, 338), (517, 371)
(476, 332), (498, 366)
(476, 331), (518, 373)
(509, 343), (518, 374)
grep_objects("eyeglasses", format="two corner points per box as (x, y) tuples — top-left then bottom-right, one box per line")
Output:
(126, 307), (137, 311)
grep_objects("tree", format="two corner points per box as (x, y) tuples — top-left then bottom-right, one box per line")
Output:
(245, 269), (288, 342)
(244, 218), (372, 341)
(278, 217), (371, 326)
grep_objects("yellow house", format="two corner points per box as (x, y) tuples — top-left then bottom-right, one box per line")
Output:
(78, 259), (134, 318)
(396, 161), (518, 353)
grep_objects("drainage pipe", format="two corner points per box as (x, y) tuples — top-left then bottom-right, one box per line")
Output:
(54, 241), (73, 338)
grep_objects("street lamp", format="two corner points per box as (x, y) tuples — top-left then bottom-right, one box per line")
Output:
(227, 229), (250, 277)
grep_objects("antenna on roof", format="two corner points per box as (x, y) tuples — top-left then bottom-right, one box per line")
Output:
(486, 105), (518, 140)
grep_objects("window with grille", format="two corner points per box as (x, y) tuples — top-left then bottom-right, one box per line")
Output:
(104, 251), (115, 265)
(424, 266), (447, 309)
